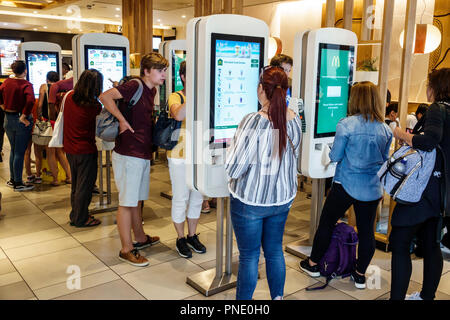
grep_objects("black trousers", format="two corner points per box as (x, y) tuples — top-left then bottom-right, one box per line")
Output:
(67, 153), (98, 226)
(310, 183), (380, 274)
(389, 217), (443, 300)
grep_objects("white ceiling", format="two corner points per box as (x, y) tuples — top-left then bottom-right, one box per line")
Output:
(0, 0), (291, 34)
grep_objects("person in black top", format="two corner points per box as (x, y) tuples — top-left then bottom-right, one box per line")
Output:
(391, 68), (450, 300)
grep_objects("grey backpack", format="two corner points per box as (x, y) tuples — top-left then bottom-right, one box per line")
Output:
(96, 78), (143, 142)
(377, 145), (436, 205)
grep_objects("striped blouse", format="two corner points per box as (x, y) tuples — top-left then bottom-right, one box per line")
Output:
(225, 112), (302, 206)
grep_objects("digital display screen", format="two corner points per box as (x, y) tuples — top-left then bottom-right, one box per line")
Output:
(210, 33), (264, 147)
(0, 39), (21, 77)
(25, 51), (59, 98)
(153, 37), (162, 51)
(172, 50), (186, 93)
(315, 43), (354, 138)
(85, 45), (126, 93)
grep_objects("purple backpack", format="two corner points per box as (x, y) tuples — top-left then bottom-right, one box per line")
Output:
(307, 222), (359, 291)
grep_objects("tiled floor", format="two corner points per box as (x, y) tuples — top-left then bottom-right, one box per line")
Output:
(0, 142), (449, 300)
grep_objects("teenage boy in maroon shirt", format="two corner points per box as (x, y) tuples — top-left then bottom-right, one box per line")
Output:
(100, 53), (167, 267)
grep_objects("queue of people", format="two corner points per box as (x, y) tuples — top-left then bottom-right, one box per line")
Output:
(0, 53), (448, 301)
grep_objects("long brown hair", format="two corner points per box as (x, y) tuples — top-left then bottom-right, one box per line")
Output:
(348, 81), (384, 122)
(260, 66), (289, 158)
(72, 69), (103, 107)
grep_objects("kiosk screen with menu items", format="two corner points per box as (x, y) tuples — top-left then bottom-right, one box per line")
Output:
(85, 46), (126, 93)
(0, 39), (21, 77)
(314, 43), (355, 138)
(172, 50), (186, 93)
(25, 51), (59, 98)
(210, 33), (264, 148)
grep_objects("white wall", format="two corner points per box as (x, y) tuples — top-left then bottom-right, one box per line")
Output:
(244, 0), (323, 58)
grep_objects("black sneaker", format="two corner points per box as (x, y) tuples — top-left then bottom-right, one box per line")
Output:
(13, 183), (34, 192)
(6, 180), (14, 188)
(186, 234), (206, 254)
(176, 237), (192, 258)
(351, 270), (366, 289)
(299, 258), (320, 277)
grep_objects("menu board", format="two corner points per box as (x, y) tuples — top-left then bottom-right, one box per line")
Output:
(210, 33), (264, 147)
(0, 39), (21, 77)
(314, 43), (354, 138)
(172, 50), (186, 93)
(25, 51), (59, 97)
(85, 46), (126, 93)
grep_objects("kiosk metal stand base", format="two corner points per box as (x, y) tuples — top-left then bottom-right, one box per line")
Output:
(186, 198), (238, 297)
(90, 150), (118, 214)
(285, 178), (325, 259)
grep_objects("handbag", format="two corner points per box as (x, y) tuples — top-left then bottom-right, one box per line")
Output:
(152, 92), (183, 150)
(48, 90), (72, 148)
(32, 120), (53, 145)
(96, 78), (143, 142)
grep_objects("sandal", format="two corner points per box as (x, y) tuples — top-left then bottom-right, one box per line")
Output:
(34, 176), (42, 184)
(70, 216), (101, 228)
(26, 175), (36, 183)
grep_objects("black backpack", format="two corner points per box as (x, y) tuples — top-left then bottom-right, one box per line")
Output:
(153, 92), (184, 150)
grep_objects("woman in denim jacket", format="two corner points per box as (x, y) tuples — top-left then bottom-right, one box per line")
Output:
(300, 82), (393, 289)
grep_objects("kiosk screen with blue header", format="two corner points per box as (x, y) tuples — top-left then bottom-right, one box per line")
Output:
(25, 51), (59, 98)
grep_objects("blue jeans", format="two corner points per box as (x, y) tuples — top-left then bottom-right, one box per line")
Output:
(4, 113), (32, 184)
(230, 196), (292, 300)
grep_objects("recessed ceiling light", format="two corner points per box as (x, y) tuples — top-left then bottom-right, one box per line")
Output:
(3, 22), (8, 25)
(182, 15), (186, 18)
(67, 30), (71, 33)
(43, 26), (47, 29)
(33, 11), (38, 14)
(33, 28), (37, 31)
(116, 7), (120, 11)
(115, 14), (120, 18)
(157, 19), (161, 22)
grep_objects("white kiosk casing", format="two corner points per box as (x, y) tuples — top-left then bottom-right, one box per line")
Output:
(19, 42), (62, 98)
(72, 33), (130, 91)
(292, 28), (357, 179)
(186, 15), (269, 198)
(72, 33), (130, 151)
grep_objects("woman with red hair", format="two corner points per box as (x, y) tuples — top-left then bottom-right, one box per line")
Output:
(226, 66), (302, 300)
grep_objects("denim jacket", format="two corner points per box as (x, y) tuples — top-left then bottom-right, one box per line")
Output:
(330, 114), (393, 201)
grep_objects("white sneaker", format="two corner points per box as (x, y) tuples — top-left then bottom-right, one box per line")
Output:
(405, 292), (423, 300)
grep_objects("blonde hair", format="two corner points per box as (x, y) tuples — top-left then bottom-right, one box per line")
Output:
(348, 81), (384, 122)
(140, 52), (169, 77)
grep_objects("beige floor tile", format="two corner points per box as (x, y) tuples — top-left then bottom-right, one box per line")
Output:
(121, 258), (204, 300)
(251, 268), (319, 300)
(286, 286), (356, 300)
(55, 279), (145, 300)
(70, 224), (118, 243)
(0, 258), (16, 275)
(328, 264), (391, 300)
(0, 250), (5, 260)
(0, 281), (35, 300)
(283, 229), (310, 246)
(370, 249), (392, 271)
(13, 246), (108, 290)
(163, 230), (240, 265)
(437, 271), (450, 296)
(0, 199), (43, 219)
(143, 217), (210, 243)
(0, 271), (22, 287)
(410, 255), (450, 284)
(34, 270), (120, 300)
(0, 227), (69, 250)
(285, 214), (310, 232)
(376, 280), (450, 300)
(5, 236), (80, 262)
(0, 214), (59, 239)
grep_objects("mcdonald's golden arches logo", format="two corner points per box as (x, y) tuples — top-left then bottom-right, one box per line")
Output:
(331, 55), (340, 68)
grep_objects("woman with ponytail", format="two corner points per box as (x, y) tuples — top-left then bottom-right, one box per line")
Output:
(225, 66), (302, 300)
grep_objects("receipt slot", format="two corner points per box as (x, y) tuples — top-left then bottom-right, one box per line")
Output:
(286, 28), (357, 259)
(19, 42), (62, 98)
(185, 14), (269, 296)
(72, 33), (130, 214)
